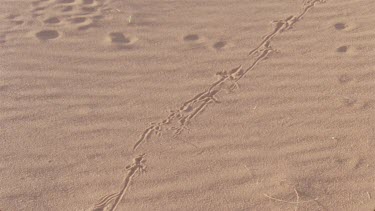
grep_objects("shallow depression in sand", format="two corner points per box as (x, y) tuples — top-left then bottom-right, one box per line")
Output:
(82, 0), (94, 4)
(336, 45), (348, 53)
(44, 17), (61, 24)
(70, 17), (87, 24)
(213, 41), (226, 49)
(35, 30), (60, 40)
(109, 32), (131, 44)
(183, 34), (199, 41)
(56, 0), (75, 4)
(334, 22), (347, 30)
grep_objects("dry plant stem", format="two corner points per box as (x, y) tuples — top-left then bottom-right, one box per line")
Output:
(294, 188), (300, 211)
(264, 189), (318, 205)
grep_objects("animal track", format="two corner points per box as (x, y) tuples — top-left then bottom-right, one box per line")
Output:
(35, 29), (60, 40)
(183, 34), (229, 51)
(44, 17), (61, 24)
(213, 41), (226, 50)
(338, 74), (352, 84)
(82, 0), (94, 4)
(81, 6), (97, 13)
(107, 32), (137, 47)
(60, 6), (74, 12)
(14, 0), (113, 42)
(56, 0), (75, 4)
(336, 45), (348, 53)
(132, 0), (326, 151)
(109, 32), (131, 44)
(94, 0), (327, 210)
(334, 22), (347, 30)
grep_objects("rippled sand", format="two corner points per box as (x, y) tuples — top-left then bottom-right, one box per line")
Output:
(1, 0), (375, 210)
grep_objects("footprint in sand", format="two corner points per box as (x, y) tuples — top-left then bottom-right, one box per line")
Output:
(44, 17), (61, 24)
(82, 0), (94, 5)
(109, 32), (130, 44)
(213, 41), (227, 50)
(81, 6), (97, 13)
(35, 29), (60, 41)
(68, 16), (95, 30)
(334, 22), (347, 30)
(60, 5), (74, 12)
(56, 0), (76, 4)
(107, 32), (137, 48)
(333, 22), (356, 32)
(27, 0), (110, 37)
(1, 1), (83, 43)
(183, 34), (229, 51)
(336, 45), (349, 53)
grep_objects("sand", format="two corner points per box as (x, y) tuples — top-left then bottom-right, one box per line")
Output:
(1, 0), (375, 210)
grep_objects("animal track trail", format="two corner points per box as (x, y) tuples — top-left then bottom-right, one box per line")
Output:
(133, 65), (244, 151)
(92, 0), (326, 210)
(249, 0), (325, 57)
(132, 1), (327, 151)
(133, 45), (274, 151)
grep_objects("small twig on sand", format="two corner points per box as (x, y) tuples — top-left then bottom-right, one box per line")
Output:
(294, 188), (300, 211)
(264, 189), (318, 205)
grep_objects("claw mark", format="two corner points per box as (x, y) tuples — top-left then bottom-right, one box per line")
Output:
(92, 154), (146, 211)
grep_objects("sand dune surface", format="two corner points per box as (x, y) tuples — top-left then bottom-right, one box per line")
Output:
(1, 0), (375, 210)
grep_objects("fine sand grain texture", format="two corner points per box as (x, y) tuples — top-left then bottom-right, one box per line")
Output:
(1, 0), (375, 210)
